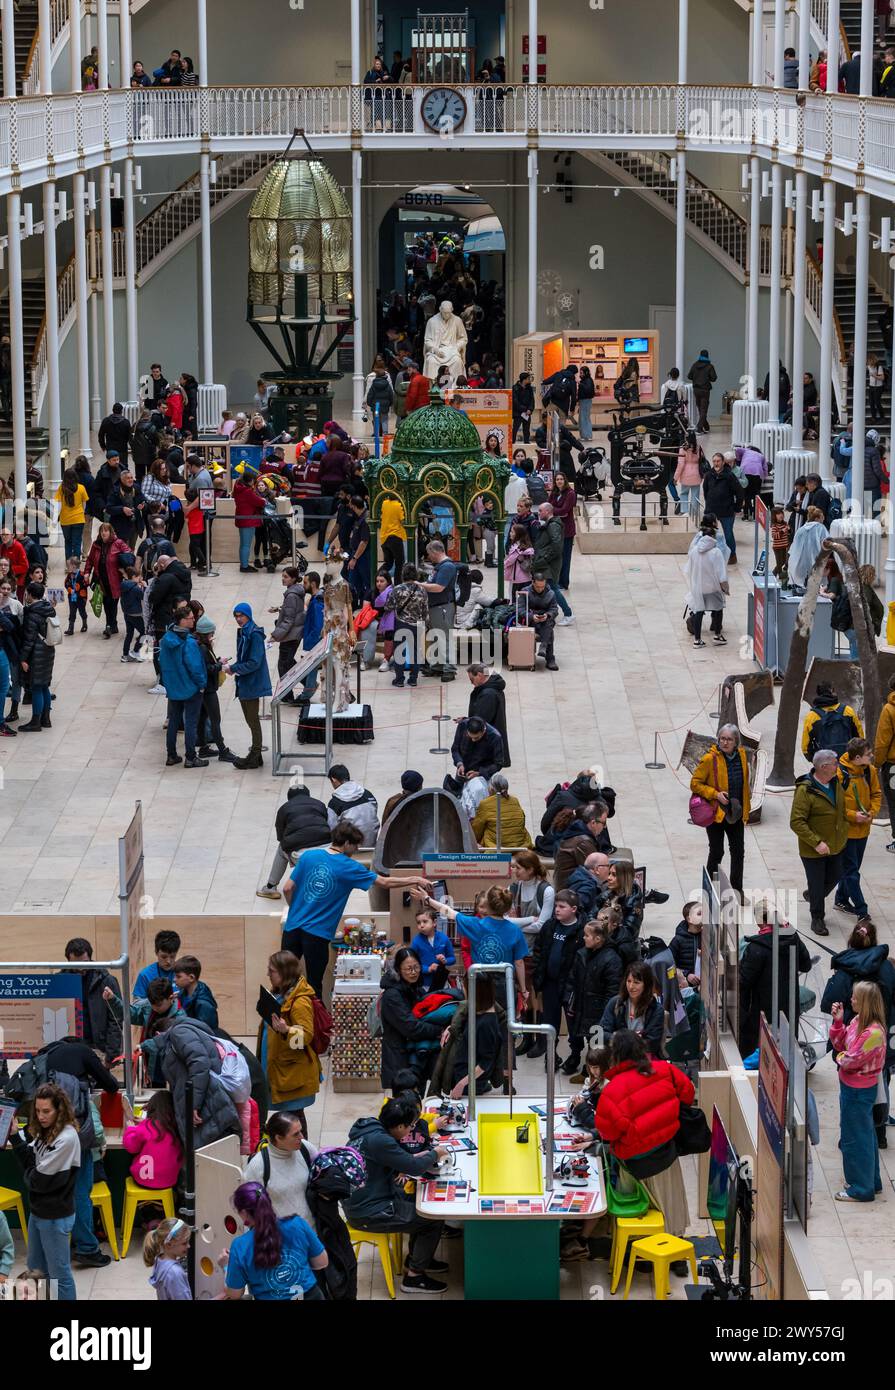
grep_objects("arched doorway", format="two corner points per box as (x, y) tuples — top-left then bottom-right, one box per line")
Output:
(377, 183), (506, 378)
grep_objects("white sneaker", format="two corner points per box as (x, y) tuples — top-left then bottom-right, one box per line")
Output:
(556, 615), (574, 627)
(378, 660), (391, 672)
(148, 684), (166, 695)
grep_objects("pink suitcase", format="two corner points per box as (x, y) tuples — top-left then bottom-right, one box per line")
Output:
(506, 594), (537, 670)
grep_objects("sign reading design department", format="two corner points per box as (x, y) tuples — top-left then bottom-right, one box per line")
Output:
(0, 973), (83, 1057)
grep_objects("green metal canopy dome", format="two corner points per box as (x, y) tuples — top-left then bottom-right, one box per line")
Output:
(390, 388), (484, 469)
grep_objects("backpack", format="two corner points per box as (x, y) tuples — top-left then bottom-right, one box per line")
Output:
(310, 996), (334, 1056)
(366, 991), (384, 1039)
(527, 473), (548, 505)
(826, 496), (843, 525)
(454, 563), (473, 608)
(810, 703), (855, 757)
(258, 1138), (312, 1189)
(3, 1051), (95, 1151)
(42, 613), (63, 647)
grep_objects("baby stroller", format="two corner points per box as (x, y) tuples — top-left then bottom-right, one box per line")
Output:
(576, 446), (609, 501)
(797, 951), (831, 1070)
(259, 502), (298, 572)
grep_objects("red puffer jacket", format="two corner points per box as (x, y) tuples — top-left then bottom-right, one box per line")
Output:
(595, 1058), (695, 1160)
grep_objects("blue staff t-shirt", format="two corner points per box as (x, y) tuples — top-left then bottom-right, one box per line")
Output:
(283, 847), (377, 942)
(226, 1215), (324, 1300)
(133, 962), (177, 1000)
(454, 912), (529, 967)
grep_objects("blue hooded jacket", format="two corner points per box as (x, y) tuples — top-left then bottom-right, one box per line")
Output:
(229, 603), (273, 699)
(158, 624), (206, 700)
(303, 591), (324, 650)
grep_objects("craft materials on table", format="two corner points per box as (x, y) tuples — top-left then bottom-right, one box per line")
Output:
(547, 1190), (597, 1215)
(528, 1103), (568, 1117)
(421, 1178), (471, 1203)
(435, 1134), (477, 1152)
(551, 1131), (586, 1151)
(478, 1197), (546, 1215)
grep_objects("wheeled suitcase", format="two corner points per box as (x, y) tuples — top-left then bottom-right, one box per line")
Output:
(506, 593), (537, 670)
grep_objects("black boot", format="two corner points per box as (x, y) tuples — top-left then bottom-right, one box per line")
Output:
(233, 750), (263, 770)
(515, 1034), (534, 1056)
(40, 709), (51, 728)
(527, 1037), (547, 1060)
(6, 701), (19, 722)
(17, 718), (43, 732)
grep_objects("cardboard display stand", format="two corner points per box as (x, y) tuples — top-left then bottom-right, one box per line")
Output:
(194, 1135), (244, 1301)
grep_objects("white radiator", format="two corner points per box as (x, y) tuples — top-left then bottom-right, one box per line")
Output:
(731, 398), (769, 446)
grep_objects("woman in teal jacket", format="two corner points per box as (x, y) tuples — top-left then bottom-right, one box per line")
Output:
(223, 602), (272, 770)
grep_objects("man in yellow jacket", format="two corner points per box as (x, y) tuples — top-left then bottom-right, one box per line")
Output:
(800, 681), (863, 759)
(690, 724), (751, 895)
(834, 738), (882, 925)
(872, 673), (895, 852)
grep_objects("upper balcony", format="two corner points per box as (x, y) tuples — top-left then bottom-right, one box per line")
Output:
(1, 83), (893, 197)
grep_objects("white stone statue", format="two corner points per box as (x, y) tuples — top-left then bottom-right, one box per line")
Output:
(423, 300), (468, 382)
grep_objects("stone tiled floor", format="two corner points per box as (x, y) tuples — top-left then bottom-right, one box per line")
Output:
(1, 422), (893, 1298)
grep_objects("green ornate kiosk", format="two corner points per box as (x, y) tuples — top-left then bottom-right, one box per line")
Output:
(365, 389), (510, 599)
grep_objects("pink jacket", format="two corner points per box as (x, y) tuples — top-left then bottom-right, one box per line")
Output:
(122, 1117), (184, 1188)
(504, 542), (534, 587)
(675, 446), (702, 487)
(829, 1016), (886, 1089)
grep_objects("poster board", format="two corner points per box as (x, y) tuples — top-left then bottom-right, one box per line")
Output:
(700, 869), (723, 1068)
(273, 637), (329, 700)
(386, 852), (513, 942)
(756, 1016), (787, 1301)
(448, 388), (512, 454)
(0, 973), (83, 1056)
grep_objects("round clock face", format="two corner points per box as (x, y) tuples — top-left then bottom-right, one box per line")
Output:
(421, 87), (468, 134)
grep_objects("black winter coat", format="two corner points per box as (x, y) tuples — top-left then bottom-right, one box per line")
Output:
(468, 672), (510, 766)
(130, 421), (160, 474)
(80, 968), (123, 1062)
(739, 929), (811, 1057)
(702, 467), (743, 518)
(156, 1017), (241, 1149)
(19, 599), (56, 686)
(820, 945), (895, 1067)
(97, 412), (132, 457)
(378, 974), (442, 1088)
(275, 786), (331, 854)
(540, 773), (617, 836)
(149, 560), (192, 631)
(450, 721), (504, 781)
(687, 357), (717, 391)
(106, 484), (146, 544)
(599, 994), (665, 1057)
(0, 606), (20, 664)
(568, 943), (624, 1038)
(669, 922), (701, 978)
(531, 914), (584, 995)
(512, 381), (535, 417)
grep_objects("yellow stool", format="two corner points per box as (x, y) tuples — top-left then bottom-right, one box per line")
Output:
(0, 1186), (27, 1248)
(90, 1182), (120, 1261)
(389, 1232), (404, 1272)
(346, 1226), (400, 1299)
(623, 1233), (698, 1300)
(609, 1209), (665, 1293)
(120, 1178), (176, 1258)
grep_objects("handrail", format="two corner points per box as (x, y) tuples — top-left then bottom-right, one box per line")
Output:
(21, 0), (69, 96)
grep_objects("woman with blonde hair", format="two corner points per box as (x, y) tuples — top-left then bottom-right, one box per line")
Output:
(830, 979), (887, 1202)
(7, 1083), (80, 1301)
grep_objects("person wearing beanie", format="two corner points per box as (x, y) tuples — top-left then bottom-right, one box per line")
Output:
(221, 602), (273, 770)
(686, 348), (717, 434)
(801, 682), (863, 761)
(382, 770), (424, 824)
(194, 615), (238, 765)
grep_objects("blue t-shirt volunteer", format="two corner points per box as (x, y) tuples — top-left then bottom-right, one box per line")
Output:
(226, 1215), (324, 1300)
(283, 847), (377, 941)
(455, 912), (528, 967)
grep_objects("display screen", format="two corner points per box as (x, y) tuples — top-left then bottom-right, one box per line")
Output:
(623, 336), (649, 354)
(707, 1105), (738, 1275)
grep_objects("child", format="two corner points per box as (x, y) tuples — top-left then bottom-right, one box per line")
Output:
(143, 1217), (192, 1300)
(380, 1069), (436, 1154)
(669, 899), (702, 988)
(105, 976), (183, 1086)
(173, 955), (219, 1029)
(122, 1090), (184, 1190)
(566, 908), (623, 1078)
(479, 498), (497, 567)
(372, 569), (395, 672)
(456, 568), (485, 628)
(133, 930), (181, 999)
(770, 505), (790, 581)
(504, 526), (534, 598)
(531, 888), (584, 1069)
(119, 565), (146, 662)
(411, 907), (456, 980)
(450, 973), (503, 1098)
(64, 555), (89, 635)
